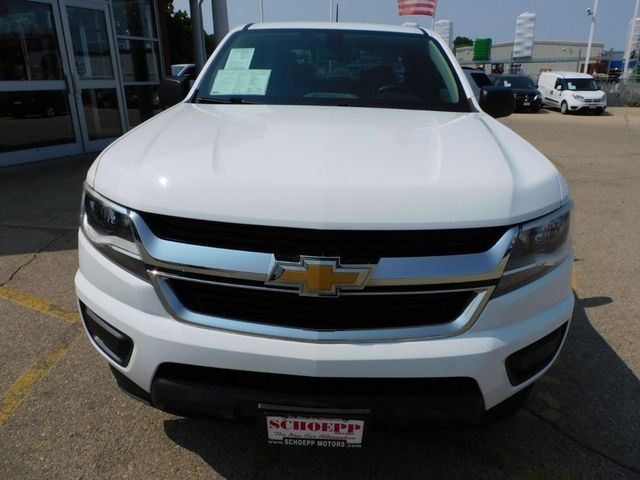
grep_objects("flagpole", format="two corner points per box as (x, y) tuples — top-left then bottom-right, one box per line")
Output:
(258, 0), (264, 22)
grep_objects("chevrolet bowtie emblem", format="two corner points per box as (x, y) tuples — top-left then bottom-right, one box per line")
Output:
(266, 257), (373, 297)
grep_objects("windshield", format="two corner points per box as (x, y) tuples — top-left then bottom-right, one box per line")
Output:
(496, 76), (535, 89)
(195, 29), (470, 112)
(564, 78), (599, 91)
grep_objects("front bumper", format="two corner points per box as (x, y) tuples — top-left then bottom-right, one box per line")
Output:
(568, 100), (607, 112)
(515, 98), (542, 110)
(76, 230), (574, 418)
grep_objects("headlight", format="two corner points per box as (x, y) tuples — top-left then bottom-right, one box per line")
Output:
(81, 186), (147, 279)
(572, 94), (584, 100)
(495, 205), (572, 296)
(534, 94), (539, 100)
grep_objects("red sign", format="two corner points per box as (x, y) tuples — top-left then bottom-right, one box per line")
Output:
(398, 0), (437, 17)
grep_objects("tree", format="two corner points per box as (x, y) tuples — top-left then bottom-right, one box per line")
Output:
(165, 0), (193, 64)
(453, 36), (474, 49)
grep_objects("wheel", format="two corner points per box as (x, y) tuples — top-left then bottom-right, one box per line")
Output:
(483, 384), (533, 423)
(560, 101), (569, 114)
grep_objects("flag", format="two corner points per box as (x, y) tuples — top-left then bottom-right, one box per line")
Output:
(398, 0), (437, 17)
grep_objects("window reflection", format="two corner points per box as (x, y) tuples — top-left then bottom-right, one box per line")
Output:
(81, 88), (122, 140)
(0, 91), (75, 152)
(125, 85), (161, 126)
(112, 0), (157, 38)
(0, 0), (63, 80)
(67, 6), (114, 79)
(118, 39), (160, 82)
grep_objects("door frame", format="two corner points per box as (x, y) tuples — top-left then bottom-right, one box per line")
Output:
(57, 0), (127, 152)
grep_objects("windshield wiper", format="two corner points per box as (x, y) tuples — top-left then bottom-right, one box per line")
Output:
(195, 97), (255, 104)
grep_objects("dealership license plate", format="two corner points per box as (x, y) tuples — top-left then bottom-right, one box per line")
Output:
(264, 414), (366, 448)
(589, 105), (597, 109)
(523, 101), (530, 106)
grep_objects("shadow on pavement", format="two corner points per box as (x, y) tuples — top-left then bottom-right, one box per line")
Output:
(163, 294), (640, 479)
(0, 154), (94, 256)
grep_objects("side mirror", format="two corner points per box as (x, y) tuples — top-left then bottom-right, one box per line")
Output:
(479, 86), (515, 118)
(159, 76), (191, 109)
(555, 85), (563, 91)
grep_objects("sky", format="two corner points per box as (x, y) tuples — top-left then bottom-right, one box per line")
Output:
(175, 0), (639, 51)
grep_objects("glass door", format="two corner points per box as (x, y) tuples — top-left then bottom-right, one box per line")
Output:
(0, 0), (84, 166)
(59, 0), (126, 151)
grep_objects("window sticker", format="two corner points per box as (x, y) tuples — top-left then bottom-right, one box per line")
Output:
(567, 82), (576, 90)
(211, 69), (272, 96)
(224, 48), (255, 70)
(504, 81), (512, 87)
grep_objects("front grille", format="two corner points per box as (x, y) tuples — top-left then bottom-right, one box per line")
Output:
(139, 211), (507, 263)
(168, 279), (476, 330)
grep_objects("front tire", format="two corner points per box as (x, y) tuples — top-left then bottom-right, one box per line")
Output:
(560, 101), (569, 114)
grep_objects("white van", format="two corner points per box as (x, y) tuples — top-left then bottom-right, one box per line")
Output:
(538, 72), (606, 114)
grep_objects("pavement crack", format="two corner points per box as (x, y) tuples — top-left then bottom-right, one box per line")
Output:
(525, 407), (640, 475)
(0, 230), (72, 288)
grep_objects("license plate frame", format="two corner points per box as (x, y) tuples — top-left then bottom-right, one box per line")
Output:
(523, 101), (531, 106)
(259, 404), (370, 449)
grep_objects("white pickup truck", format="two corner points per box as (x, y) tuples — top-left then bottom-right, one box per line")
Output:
(76, 22), (573, 447)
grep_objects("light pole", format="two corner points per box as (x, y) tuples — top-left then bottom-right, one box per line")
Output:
(583, 0), (600, 74)
(623, 0), (640, 78)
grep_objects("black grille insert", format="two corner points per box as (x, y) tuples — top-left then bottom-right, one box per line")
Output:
(139, 212), (507, 263)
(168, 279), (476, 330)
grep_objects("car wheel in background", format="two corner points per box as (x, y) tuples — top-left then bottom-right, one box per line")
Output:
(560, 102), (569, 114)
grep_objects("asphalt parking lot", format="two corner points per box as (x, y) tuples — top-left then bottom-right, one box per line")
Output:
(1, 106), (639, 480)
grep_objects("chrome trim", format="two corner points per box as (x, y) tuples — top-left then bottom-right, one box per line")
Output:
(149, 270), (494, 343)
(130, 211), (519, 287)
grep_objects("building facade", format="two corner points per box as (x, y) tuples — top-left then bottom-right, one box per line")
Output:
(0, 0), (179, 166)
(455, 40), (605, 79)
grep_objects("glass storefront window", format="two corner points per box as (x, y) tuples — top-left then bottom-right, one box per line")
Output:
(112, 0), (156, 38)
(124, 84), (160, 126)
(0, 90), (75, 152)
(118, 39), (160, 82)
(81, 88), (123, 140)
(0, 0), (64, 80)
(67, 6), (114, 79)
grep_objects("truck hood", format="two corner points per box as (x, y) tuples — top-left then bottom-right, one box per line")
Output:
(92, 103), (568, 229)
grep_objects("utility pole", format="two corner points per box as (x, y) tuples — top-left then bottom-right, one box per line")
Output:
(623, 0), (640, 78)
(583, 0), (600, 74)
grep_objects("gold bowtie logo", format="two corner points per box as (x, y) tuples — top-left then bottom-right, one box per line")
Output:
(266, 257), (372, 296)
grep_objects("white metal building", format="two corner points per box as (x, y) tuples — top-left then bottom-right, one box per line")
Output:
(455, 41), (605, 79)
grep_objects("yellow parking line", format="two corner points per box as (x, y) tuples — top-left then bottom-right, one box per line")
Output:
(571, 264), (579, 292)
(0, 285), (80, 323)
(0, 335), (79, 425)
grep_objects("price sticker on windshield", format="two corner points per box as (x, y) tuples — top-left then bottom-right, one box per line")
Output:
(225, 48), (254, 70)
(210, 69), (271, 96)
